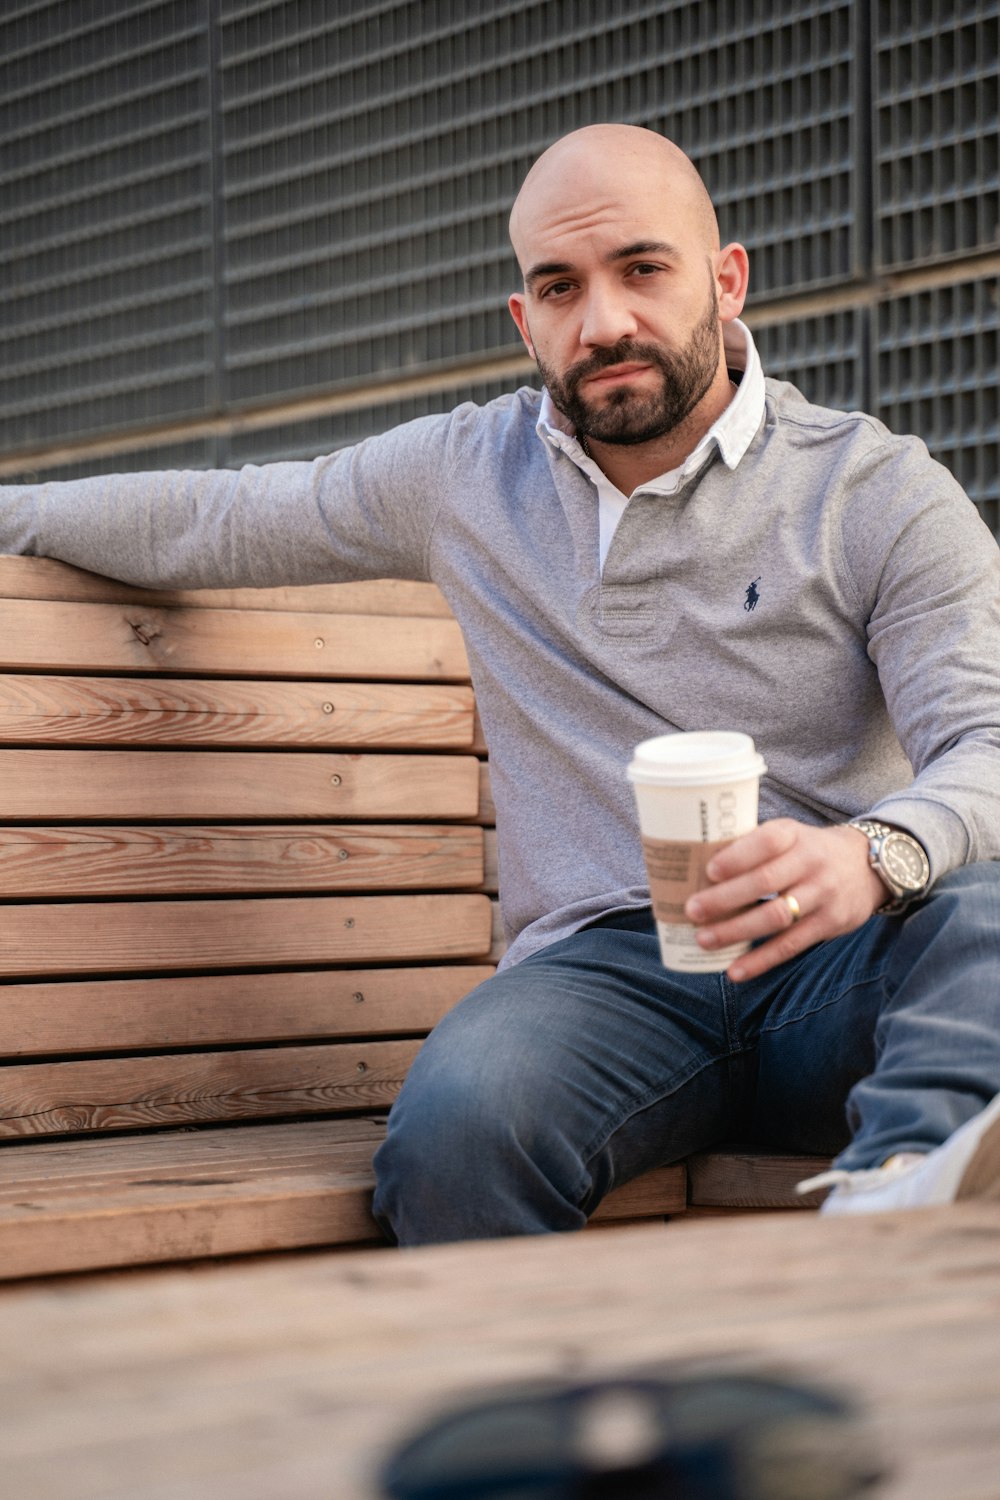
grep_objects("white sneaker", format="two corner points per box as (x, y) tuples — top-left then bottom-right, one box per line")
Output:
(796, 1091), (1000, 1216)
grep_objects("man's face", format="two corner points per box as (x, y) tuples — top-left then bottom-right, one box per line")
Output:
(531, 276), (721, 447)
(507, 142), (738, 448)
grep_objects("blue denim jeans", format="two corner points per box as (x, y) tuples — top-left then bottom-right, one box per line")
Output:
(372, 862), (1000, 1245)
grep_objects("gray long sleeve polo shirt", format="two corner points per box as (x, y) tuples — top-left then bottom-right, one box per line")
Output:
(4, 374), (999, 968)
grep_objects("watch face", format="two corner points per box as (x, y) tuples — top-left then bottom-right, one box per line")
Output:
(882, 834), (929, 891)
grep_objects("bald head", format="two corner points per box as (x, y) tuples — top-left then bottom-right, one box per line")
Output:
(509, 125), (720, 273)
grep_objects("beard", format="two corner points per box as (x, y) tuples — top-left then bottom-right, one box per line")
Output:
(536, 290), (722, 447)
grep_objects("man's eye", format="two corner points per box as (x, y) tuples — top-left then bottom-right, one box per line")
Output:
(630, 263), (661, 277)
(540, 281), (574, 298)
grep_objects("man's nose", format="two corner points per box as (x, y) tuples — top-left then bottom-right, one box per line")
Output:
(579, 285), (639, 348)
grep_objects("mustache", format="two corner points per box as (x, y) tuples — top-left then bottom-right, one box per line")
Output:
(561, 342), (668, 391)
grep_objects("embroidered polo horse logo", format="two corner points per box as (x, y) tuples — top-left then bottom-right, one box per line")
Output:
(744, 577), (761, 612)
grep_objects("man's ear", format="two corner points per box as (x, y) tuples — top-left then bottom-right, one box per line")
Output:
(508, 292), (535, 358)
(714, 242), (750, 323)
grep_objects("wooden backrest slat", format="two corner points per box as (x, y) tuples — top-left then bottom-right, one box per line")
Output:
(0, 557), (453, 616)
(0, 1041), (421, 1138)
(0, 824), (484, 898)
(4, 967), (495, 1058)
(0, 675), (475, 749)
(0, 749), (481, 820)
(1, 893), (494, 977)
(0, 598), (470, 679)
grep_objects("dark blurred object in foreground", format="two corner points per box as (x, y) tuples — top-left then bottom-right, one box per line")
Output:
(381, 1369), (885, 1499)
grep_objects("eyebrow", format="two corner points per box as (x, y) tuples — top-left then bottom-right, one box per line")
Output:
(524, 240), (680, 292)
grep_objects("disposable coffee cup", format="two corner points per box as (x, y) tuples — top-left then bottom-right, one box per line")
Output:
(627, 731), (767, 973)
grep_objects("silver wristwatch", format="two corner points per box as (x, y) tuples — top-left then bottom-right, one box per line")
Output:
(848, 819), (931, 915)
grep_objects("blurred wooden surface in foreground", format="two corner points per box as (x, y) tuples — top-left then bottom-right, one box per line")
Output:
(1, 1204), (999, 1499)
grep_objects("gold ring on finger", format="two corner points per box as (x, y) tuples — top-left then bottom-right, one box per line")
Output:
(783, 893), (802, 924)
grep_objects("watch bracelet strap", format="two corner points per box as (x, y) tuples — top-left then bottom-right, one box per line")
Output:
(848, 818), (930, 915)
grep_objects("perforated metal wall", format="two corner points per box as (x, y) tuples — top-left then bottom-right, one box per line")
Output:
(223, 377), (519, 468)
(2, 0), (997, 540)
(25, 436), (220, 486)
(0, 1), (217, 452)
(875, 276), (1000, 535)
(875, 0), (1000, 270)
(750, 308), (868, 413)
(217, 0), (862, 408)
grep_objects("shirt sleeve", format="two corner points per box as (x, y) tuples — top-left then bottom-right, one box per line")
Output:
(0, 410), (463, 590)
(837, 431), (1000, 878)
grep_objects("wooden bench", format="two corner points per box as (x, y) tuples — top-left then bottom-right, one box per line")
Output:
(0, 555), (825, 1280)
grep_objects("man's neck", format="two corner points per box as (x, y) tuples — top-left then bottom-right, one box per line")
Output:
(580, 365), (737, 494)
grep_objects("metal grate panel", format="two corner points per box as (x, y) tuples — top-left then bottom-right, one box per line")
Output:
(875, 276), (1000, 538)
(875, 0), (1000, 270)
(12, 436), (219, 486)
(751, 308), (868, 412)
(217, 0), (863, 408)
(2, 0), (993, 515)
(0, 0), (216, 451)
(648, 0), (861, 299)
(221, 377), (521, 468)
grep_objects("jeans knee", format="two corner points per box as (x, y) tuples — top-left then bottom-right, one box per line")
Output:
(386, 1063), (509, 1173)
(372, 1039), (587, 1244)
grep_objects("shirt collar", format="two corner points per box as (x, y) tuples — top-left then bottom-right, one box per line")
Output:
(536, 318), (765, 488)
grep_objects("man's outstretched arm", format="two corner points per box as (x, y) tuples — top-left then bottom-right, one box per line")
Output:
(0, 416), (455, 590)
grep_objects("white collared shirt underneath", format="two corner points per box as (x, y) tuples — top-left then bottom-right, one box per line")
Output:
(537, 319), (766, 571)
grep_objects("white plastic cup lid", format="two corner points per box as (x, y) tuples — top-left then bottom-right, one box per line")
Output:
(627, 731), (767, 787)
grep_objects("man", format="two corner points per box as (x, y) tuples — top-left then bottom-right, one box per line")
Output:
(3, 126), (1000, 1241)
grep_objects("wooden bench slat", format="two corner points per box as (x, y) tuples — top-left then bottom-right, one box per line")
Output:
(3, 966), (493, 1057)
(0, 1174), (382, 1280)
(0, 1117), (388, 1189)
(686, 1149), (831, 1209)
(590, 1165), (687, 1219)
(482, 827), (499, 893)
(0, 598), (470, 679)
(0, 557), (453, 616)
(0, 824), (484, 897)
(0, 893), (494, 976)
(0, 1120), (685, 1279)
(477, 761), (495, 825)
(0, 1041), (423, 1138)
(0, 674), (475, 748)
(0, 749), (481, 820)
(0, 1123), (390, 1277)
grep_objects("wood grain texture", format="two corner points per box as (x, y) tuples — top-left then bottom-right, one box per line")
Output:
(0, 893), (494, 976)
(0, 1122), (390, 1276)
(0, 597), (469, 679)
(0, 748), (481, 819)
(0, 1120), (687, 1278)
(0, 674), (475, 748)
(481, 828), (499, 893)
(1, 965), (494, 1057)
(0, 556), (452, 615)
(589, 1166), (686, 1219)
(686, 1148), (832, 1208)
(0, 823), (484, 897)
(0, 1040), (422, 1137)
(477, 761), (495, 824)
(3, 1206), (1000, 1497)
